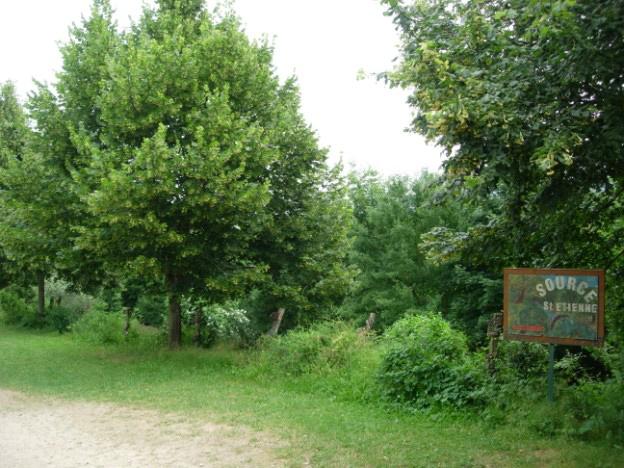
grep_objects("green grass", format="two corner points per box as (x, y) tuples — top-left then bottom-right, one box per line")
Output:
(0, 325), (621, 467)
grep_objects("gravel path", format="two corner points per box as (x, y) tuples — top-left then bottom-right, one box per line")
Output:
(0, 389), (285, 468)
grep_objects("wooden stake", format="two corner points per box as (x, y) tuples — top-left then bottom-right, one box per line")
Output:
(268, 308), (285, 336)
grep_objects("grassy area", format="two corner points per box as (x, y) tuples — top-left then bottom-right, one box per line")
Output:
(0, 325), (621, 467)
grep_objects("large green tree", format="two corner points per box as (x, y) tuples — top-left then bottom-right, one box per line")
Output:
(66, 0), (339, 346)
(382, 0), (624, 263)
(382, 0), (624, 337)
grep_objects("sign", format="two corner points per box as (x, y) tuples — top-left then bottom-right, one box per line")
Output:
(503, 268), (605, 346)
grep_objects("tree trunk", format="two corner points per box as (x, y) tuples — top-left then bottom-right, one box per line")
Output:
(124, 307), (133, 337)
(37, 272), (45, 323)
(165, 273), (182, 348)
(168, 293), (182, 348)
(267, 308), (285, 336)
(193, 308), (202, 346)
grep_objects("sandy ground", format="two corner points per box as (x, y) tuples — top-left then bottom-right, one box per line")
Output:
(0, 389), (285, 468)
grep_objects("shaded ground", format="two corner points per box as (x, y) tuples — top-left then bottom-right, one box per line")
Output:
(0, 389), (285, 468)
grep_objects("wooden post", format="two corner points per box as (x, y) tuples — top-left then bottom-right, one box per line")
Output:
(359, 313), (376, 335)
(486, 312), (503, 376)
(193, 308), (202, 345)
(37, 271), (45, 323)
(124, 307), (132, 337)
(268, 308), (285, 336)
(547, 344), (556, 402)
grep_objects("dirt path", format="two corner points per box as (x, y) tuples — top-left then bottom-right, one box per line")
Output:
(0, 389), (285, 467)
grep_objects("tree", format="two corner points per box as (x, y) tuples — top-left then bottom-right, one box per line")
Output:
(22, 0), (118, 294)
(68, 0), (338, 346)
(0, 82), (29, 292)
(382, 0), (624, 337)
(0, 82), (75, 321)
(344, 172), (468, 330)
(249, 161), (354, 332)
(0, 82), (28, 165)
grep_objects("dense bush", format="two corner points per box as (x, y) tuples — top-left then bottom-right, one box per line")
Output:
(204, 303), (256, 347)
(182, 298), (257, 347)
(256, 321), (364, 374)
(135, 294), (166, 327)
(46, 305), (80, 333)
(72, 311), (136, 344)
(0, 287), (37, 327)
(556, 377), (623, 442)
(496, 340), (548, 381)
(378, 313), (487, 409)
(251, 321), (382, 402)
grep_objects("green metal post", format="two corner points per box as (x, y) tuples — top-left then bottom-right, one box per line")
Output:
(547, 344), (555, 402)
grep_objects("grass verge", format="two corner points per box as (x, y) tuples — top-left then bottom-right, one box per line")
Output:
(0, 326), (621, 467)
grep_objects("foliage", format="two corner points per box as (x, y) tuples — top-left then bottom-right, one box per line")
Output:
(382, 0), (624, 338)
(248, 163), (355, 331)
(343, 172), (469, 330)
(72, 311), (136, 344)
(0, 81), (28, 165)
(40, 0), (343, 347)
(561, 378), (624, 443)
(378, 313), (487, 409)
(135, 294), (166, 327)
(0, 81), (84, 315)
(496, 340), (548, 381)
(98, 287), (122, 313)
(182, 296), (255, 347)
(255, 321), (370, 376)
(251, 321), (381, 403)
(46, 278), (95, 314)
(46, 306), (79, 333)
(0, 287), (36, 327)
(204, 304), (254, 345)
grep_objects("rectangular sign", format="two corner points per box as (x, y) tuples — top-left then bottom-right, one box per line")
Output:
(503, 268), (605, 346)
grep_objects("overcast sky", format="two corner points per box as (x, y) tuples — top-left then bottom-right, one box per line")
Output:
(0, 0), (443, 176)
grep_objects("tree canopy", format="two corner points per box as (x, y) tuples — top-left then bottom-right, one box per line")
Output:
(381, 0), (624, 338)
(382, 0), (624, 266)
(24, 0), (348, 346)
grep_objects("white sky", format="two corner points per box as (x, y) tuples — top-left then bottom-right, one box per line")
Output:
(0, 0), (443, 176)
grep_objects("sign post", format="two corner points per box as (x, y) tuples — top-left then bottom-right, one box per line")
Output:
(503, 268), (605, 401)
(547, 344), (555, 402)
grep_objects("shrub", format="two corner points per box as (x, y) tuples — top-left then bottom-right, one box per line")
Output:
(204, 303), (256, 346)
(0, 287), (37, 327)
(46, 305), (80, 333)
(135, 294), (166, 327)
(563, 378), (624, 442)
(72, 311), (136, 344)
(256, 321), (365, 375)
(538, 345), (624, 442)
(252, 321), (381, 402)
(378, 312), (487, 409)
(182, 298), (256, 347)
(495, 340), (548, 382)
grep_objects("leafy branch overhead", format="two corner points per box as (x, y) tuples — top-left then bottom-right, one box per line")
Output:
(383, 0), (624, 270)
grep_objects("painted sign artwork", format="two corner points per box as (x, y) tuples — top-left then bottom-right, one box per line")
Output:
(503, 268), (605, 346)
